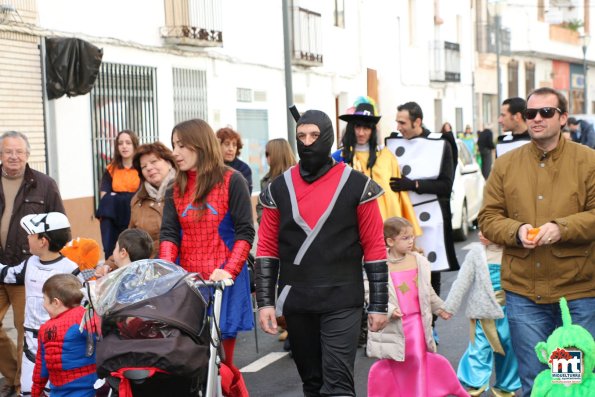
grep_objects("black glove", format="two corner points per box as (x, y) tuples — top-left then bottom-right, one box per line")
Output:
(255, 257), (280, 308)
(389, 176), (416, 192)
(364, 261), (388, 313)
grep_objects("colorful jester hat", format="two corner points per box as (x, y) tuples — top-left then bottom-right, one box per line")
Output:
(339, 96), (381, 125)
(531, 298), (595, 397)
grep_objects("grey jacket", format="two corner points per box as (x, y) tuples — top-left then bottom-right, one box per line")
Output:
(366, 252), (444, 361)
(443, 244), (504, 320)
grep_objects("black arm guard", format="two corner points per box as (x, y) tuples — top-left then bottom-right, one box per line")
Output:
(364, 261), (389, 313)
(255, 257), (280, 309)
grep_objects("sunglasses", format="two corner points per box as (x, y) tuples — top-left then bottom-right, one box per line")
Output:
(525, 107), (562, 120)
(265, 152), (270, 157)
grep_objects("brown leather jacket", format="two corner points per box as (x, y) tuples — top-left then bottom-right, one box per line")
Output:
(479, 137), (595, 303)
(0, 164), (65, 265)
(128, 184), (164, 257)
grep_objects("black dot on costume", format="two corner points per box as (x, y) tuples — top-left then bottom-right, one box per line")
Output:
(420, 212), (431, 222)
(427, 252), (437, 263)
(402, 165), (411, 176)
(395, 146), (405, 157)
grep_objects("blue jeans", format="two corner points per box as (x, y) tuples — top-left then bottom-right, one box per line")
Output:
(506, 292), (595, 397)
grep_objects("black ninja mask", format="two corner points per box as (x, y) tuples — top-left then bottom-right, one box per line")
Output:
(296, 110), (335, 183)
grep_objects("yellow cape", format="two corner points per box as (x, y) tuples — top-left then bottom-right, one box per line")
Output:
(352, 147), (422, 236)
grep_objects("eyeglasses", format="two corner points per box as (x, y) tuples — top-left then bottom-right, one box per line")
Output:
(2, 149), (27, 157)
(525, 107), (562, 120)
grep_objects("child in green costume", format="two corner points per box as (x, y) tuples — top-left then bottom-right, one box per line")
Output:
(531, 298), (594, 397)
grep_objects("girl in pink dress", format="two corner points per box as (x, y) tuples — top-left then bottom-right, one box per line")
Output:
(367, 217), (468, 397)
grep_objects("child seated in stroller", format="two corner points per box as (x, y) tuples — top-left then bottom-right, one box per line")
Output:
(93, 234), (211, 397)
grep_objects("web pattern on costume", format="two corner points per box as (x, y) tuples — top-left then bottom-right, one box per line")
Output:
(174, 171), (234, 279)
(32, 306), (96, 397)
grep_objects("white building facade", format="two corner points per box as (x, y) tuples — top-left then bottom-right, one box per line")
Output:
(0, 0), (476, 241)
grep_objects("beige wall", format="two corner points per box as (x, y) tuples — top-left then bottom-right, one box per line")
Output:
(63, 196), (102, 257)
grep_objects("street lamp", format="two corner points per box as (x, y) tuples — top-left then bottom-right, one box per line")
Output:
(580, 32), (590, 114)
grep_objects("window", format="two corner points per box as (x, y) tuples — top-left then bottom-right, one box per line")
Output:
(455, 107), (463, 134)
(172, 68), (208, 124)
(508, 60), (519, 97)
(457, 141), (473, 166)
(434, 99), (443, 133)
(525, 62), (535, 95)
(444, 42), (461, 82)
(90, 63), (159, 204)
(482, 94), (497, 127)
(236, 109), (269, 193)
(334, 0), (344, 28)
(430, 41), (461, 82)
(292, 6), (323, 66)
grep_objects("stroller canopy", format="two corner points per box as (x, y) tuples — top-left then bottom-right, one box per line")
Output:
(95, 260), (211, 379)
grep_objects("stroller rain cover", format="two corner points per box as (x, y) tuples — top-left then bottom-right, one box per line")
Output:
(94, 260), (210, 379)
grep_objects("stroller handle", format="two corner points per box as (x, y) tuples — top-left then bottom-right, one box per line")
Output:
(193, 277), (234, 290)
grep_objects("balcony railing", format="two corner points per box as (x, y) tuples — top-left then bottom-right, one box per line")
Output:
(429, 41), (461, 82)
(292, 7), (323, 67)
(160, 0), (223, 47)
(476, 22), (510, 55)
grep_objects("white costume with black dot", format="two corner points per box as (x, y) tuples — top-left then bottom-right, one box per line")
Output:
(386, 132), (459, 271)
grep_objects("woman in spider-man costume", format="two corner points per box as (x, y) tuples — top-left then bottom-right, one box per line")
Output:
(160, 119), (254, 397)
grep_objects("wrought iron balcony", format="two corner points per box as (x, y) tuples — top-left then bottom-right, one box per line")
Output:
(292, 7), (323, 67)
(429, 40), (461, 82)
(160, 0), (223, 47)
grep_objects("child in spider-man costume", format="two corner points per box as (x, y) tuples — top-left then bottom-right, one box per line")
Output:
(31, 273), (98, 397)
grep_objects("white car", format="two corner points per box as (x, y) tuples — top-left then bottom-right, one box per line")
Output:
(451, 139), (485, 241)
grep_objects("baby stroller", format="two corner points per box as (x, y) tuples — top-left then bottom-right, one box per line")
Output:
(91, 259), (231, 397)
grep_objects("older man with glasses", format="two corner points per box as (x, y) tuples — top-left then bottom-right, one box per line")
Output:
(479, 87), (595, 397)
(0, 131), (65, 397)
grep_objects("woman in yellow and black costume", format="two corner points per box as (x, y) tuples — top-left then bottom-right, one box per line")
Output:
(332, 97), (421, 235)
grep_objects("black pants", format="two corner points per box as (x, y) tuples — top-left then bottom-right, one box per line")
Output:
(480, 149), (493, 179)
(431, 271), (441, 327)
(285, 307), (362, 397)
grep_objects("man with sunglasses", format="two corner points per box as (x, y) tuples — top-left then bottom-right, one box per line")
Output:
(479, 87), (595, 397)
(0, 131), (65, 397)
(496, 97), (531, 157)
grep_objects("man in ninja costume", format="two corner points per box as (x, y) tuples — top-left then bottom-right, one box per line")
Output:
(255, 109), (389, 397)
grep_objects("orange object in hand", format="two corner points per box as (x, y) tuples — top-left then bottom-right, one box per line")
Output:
(527, 228), (540, 241)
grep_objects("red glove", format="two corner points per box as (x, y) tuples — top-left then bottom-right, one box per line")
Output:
(158, 241), (179, 263)
(224, 240), (251, 279)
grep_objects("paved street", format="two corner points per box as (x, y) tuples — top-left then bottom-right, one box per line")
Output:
(1, 230), (487, 396)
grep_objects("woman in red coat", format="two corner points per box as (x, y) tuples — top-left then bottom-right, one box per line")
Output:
(159, 119), (254, 397)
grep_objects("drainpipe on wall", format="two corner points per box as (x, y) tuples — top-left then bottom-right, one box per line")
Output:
(39, 37), (59, 183)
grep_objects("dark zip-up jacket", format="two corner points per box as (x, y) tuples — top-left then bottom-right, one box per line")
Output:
(0, 164), (65, 266)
